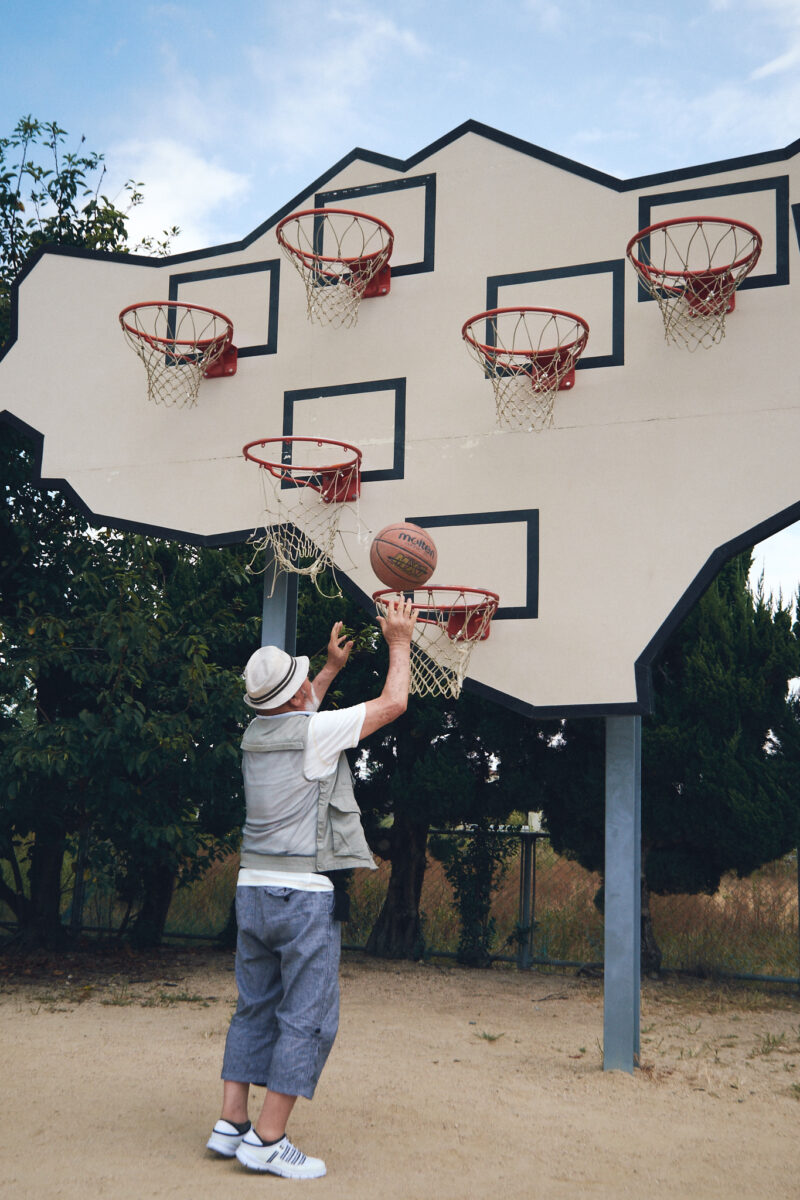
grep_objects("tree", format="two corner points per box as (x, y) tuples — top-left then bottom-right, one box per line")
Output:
(1, 116), (175, 346)
(0, 424), (263, 946)
(537, 553), (800, 972)
(0, 117), (256, 948)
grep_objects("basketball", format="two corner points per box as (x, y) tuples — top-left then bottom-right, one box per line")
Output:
(369, 522), (437, 591)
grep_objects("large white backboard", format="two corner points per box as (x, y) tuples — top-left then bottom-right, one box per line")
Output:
(2, 121), (798, 716)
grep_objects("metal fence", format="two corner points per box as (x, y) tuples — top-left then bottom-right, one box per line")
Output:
(3, 830), (799, 986)
(341, 829), (800, 985)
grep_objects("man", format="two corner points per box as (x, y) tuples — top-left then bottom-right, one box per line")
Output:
(207, 597), (416, 1179)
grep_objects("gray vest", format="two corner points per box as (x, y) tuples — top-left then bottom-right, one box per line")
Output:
(239, 713), (376, 873)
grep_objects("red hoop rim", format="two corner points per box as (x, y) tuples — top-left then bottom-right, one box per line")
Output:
(372, 586), (500, 611)
(275, 208), (395, 267)
(461, 306), (590, 359)
(625, 216), (763, 280)
(119, 301), (234, 350)
(242, 436), (362, 480)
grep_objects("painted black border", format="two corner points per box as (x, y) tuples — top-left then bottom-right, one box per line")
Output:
(0, 410), (256, 548)
(3, 119), (799, 718)
(634, 176), (790, 303)
(486, 260), (625, 370)
(314, 174), (436, 276)
(168, 260), (281, 357)
(4, 118), (797, 309)
(282, 378), (406, 482)
(406, 510), (539, 620)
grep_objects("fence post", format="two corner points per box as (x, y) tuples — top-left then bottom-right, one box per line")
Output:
(517, 831), (537, 970)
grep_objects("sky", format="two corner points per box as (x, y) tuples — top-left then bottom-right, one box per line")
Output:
(2, 0), (798, 601)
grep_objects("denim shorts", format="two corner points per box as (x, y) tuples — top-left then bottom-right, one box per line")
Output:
(221, 886), (341, 1100)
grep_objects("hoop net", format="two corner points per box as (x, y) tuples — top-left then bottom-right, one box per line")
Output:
(243, 438), (362, 595)
(462, 307), (590, 431)
(276, 208), (394, 328)
(374, 587), (500, 699)
(626, 217), (762, 350)
(119, 302), (234, 407)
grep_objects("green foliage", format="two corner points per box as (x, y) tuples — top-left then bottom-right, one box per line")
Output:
(0, 116), (227, 947)
(0, 115), (178, 346)
(0, 380), (260, 947)
(539, 553), (800, 906)
(429, 826), (517, 967)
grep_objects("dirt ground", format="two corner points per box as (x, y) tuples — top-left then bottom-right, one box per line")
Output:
(1, 947), (799, 1200)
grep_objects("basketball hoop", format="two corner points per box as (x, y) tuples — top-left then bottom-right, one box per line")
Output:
(462, 307), (590, 431)
(243, 437), (362, 595)
(276, 208), (393, 328)
(626, 217), (762, 350)
(373, 586), (500, 699)
(119, 301), (237, 407)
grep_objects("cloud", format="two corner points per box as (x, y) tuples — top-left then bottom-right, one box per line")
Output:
(745, 0), (800, 78)
(241, 2), (431, 166)
(522, 0), (563, 33)
(106, 138), (251, 251)
(750, 524), (800, 605)
(751, 42), (800, 77)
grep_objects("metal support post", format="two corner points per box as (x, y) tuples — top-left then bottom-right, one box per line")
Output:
(260, 557), (298, 653)
(603, 715), (641, 1073)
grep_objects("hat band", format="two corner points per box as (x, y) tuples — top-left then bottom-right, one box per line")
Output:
(249, 656), (298, 705)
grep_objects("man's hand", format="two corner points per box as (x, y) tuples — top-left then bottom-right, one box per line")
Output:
(326, 620), (355, 672)
(359, 599), (417, 740)
(377, 597), (417, 646)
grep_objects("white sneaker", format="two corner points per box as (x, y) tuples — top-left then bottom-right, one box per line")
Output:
(235, 1130), (327, 1178)
(206, 1119), (250, 1157)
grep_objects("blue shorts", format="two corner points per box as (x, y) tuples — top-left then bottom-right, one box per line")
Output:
(221, 886), (341, 1100)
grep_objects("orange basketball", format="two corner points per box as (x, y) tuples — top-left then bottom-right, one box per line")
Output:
(369, 522), (437, 590)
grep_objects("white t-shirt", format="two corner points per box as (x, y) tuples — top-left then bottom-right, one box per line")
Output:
(237, 703), (366, 892)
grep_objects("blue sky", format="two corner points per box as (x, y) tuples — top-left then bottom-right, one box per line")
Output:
(2, 0), (799, 599)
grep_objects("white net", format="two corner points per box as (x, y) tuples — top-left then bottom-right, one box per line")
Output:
(119, 302), (233, 407)
(245, 439), (362, 598)
(277, 209), (393, 328)
(374, 588), (499, 699)
(463, 308), (589, 432)
(627, 218), (762, 350)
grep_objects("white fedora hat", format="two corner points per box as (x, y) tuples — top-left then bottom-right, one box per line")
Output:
(243, 646), (310, 710)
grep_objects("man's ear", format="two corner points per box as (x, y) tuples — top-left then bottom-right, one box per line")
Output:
(286, 688), (306, 710)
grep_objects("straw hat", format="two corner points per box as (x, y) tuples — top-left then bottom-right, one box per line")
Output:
(243, 646), (310, 710)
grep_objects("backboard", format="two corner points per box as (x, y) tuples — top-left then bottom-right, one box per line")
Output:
(2, 120), (798, 717)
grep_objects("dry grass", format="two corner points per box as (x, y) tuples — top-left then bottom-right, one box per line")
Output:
(4, 837), (797, 983)
(348, 843), (798, 979)
(650, 856), (799, 978)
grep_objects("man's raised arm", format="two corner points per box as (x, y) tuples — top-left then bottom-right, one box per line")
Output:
(359, 598), (417, 740)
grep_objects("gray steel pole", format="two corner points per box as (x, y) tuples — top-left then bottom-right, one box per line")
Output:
(603, 715), (642, 1073)
(260, 555), (298, 652)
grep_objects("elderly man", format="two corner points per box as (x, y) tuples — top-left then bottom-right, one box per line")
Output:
(207, 597), (416, 1178)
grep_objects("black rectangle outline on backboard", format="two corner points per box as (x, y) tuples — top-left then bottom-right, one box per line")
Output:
(406, 510), (538, 620)
(168, 260), (280, 357)
(314, 175), (436, 277)
(282, 378), (406, 483)
(485, 261), (625, 370)
(634, 176), (790, 302)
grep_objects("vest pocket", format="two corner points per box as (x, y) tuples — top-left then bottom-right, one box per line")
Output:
(328, 795), (364, 855)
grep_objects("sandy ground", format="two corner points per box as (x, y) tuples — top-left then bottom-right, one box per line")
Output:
(1, 948), (799, 1200)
